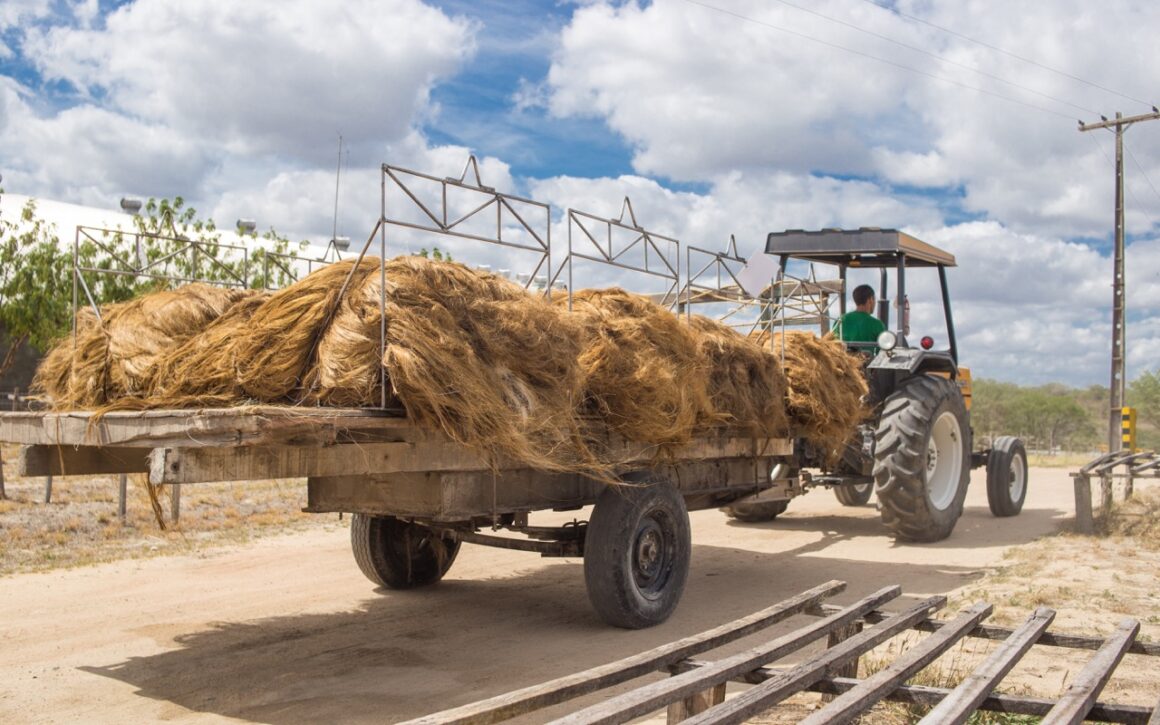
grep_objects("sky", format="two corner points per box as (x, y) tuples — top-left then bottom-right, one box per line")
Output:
(2, 0), (1160, 387)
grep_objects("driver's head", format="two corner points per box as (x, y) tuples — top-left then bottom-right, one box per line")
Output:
(852, 284), (875, 312)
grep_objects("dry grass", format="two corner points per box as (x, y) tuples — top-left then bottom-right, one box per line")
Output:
(0, 445), (328, 576)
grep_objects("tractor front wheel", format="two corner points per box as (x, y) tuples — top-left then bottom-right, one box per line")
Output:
(873, 375), (971, 542)
(834, 483), (873, 507)
(986, 436), (1028, 517)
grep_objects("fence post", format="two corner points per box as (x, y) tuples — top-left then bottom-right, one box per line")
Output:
(1073, 473), (1093, 534)
(118, 473), (128, 520)
(11, 387), (19, 411)
(170, 483), (181, 524)
(44, 474), (53, 504)
(0, 447), (6, 500)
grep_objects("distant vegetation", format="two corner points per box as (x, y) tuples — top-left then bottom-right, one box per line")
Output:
(973, 374), (1160, 452)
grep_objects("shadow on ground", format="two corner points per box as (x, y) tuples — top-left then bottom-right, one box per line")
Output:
(80, 537), (990, 724)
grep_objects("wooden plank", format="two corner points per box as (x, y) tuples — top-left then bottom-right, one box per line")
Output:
(1074, 473), (1094, 534)
(547, 586), (906, 725)
(809, 677), (1153, 724)
(817, 604), (1160, 656)
(399, 580), (847, 725)
(666, 684), (725, 723)
(1147, 693), (1160, 725)
(917, 606), (1055, 725)
(1042, 618), (1141, 725)
(675, 596), (949, 725)
(0, 407), (421, 448)
(821, 620), (863, 703)
(668, 666), (1153, 723)
(150, 435), (788, 484)
(306, 458), (776, 521)
(20, 445), (149, 476)
(801, 602), (994, 725)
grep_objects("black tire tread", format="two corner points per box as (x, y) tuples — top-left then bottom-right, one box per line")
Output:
(873, 375), (971, 542)
(584, 479), (691, 629)
(834, 484), (873, 506)
(986, 436), (1028, 517)
(350, 514), (460, 589)
(723, 499), (789, 522)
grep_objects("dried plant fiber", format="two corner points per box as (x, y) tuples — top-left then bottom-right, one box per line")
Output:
(33, 257), (868, 476)
(559, 288), (713, 451)
(752, 330), (869, 461)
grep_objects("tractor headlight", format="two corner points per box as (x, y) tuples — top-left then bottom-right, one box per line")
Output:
(876, 330), (898, 352)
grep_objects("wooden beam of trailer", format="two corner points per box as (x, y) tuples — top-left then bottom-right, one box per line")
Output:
(150, 435), (789, 484)
(0, 407), (421, 448)
(20, 445), (149, 476)
(401, 580), (846, 725)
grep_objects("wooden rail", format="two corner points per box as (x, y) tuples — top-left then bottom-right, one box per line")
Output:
(408, 582), (1159, 725)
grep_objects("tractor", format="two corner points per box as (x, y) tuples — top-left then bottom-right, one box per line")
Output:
(726, 228), (1028, 542)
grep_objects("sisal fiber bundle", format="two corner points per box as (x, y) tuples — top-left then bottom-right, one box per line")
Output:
(688, 315), (791, 438)
(147, 291), (272, 405)
(560, 288), (713, 450)
(297, 256), (596, 472)
(754, 330), (869, 460)
(232, 259), (382, 402)
(33, 284), (256, 408)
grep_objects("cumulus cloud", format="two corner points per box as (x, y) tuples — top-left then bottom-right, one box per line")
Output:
(3, 0), (477, 223)
(541, 0), (1160, 239)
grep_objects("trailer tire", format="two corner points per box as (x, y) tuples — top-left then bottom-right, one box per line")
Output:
(584, 475), (691, 629)
(986, 436), (1028, 517)
(722, 499), (789, 522)
(874, 375), (971, 542)
(834, 483), (873, 506)
(350, 514), (460, 589)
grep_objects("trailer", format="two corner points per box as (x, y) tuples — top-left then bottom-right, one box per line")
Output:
(0, 406), (795, 628)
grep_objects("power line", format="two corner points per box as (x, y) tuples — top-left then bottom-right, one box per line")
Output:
(1124, 142), (1160, 215)
(679, 0), (1077, 121)
(768, 0), (1100, 115)
(857, 0), (1154, 110)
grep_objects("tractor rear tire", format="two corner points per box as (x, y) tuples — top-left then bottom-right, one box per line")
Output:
(584, 476), (691, 629)
(351, 514), (461, 589)
(722, 499), (789, 522)
(834, 483), (873, 507)
(873, 375), (971, 542)
(986, 436), (1028, 517)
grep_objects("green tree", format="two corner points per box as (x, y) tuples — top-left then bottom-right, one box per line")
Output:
(0, 194), (307, 376)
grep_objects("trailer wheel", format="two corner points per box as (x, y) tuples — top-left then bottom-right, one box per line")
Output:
(350, 514), (460, 589)
(834, 483), (873, 506)
(583, 476), (691, 629)
(986, 436), (1028, 517)
(722, 499), (789, 522)
(873, 375), (971, 543)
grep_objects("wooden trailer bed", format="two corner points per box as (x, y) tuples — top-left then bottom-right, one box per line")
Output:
(0, 406), (795, 628)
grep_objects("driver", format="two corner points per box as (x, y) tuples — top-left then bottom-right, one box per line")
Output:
(836, 284), (885, 348)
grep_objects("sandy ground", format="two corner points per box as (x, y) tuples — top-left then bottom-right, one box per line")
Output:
(0, 467), (1148, 723)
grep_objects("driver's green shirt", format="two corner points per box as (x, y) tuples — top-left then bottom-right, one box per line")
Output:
(836, 310), (885, 345)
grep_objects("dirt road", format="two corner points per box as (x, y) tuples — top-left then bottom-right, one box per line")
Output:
(0, 467), (1081, 723)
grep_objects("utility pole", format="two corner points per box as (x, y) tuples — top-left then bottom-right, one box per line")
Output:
(1079, 108), (1160, 452)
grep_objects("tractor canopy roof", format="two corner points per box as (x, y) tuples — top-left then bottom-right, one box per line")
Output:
(764, 228), (956, 268)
